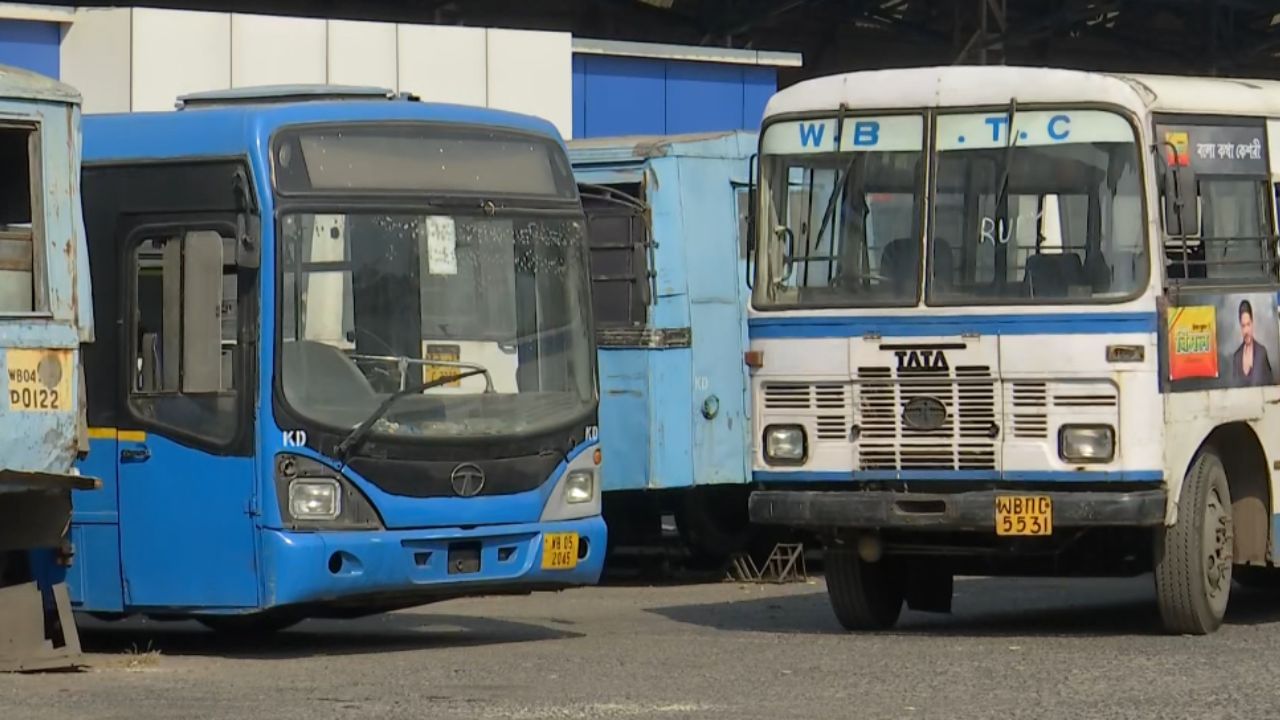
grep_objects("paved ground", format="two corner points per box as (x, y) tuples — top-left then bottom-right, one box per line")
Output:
(3, 573), (1280, 720)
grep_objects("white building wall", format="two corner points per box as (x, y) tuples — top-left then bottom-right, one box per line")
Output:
(60, 8), (573, 137)
(132, 9), (231, 112)
(398, 24), (488, 107)
(231, 13), (327, 88)
(327, 19), (397, 89)
(58, 8), (131, 114)
(486, 29), (572, 138)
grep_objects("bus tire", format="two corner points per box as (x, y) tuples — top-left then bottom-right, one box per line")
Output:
(824, 546), (903, 631)
(197, 611), (303, 636)
(1155, 446), (1233, 635)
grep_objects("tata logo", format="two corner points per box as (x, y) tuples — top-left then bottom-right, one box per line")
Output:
(895, 349), (949, 371)
(902, 397), (948, 431)
(450, 463), (486, 498)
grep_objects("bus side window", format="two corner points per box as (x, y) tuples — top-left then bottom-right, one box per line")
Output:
(0, 124), (42, 313)
(130, 230), (240, 445)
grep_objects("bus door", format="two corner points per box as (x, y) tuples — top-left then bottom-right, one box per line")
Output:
(114, 221), (258, 608)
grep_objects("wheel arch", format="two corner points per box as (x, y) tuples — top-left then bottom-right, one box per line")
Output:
(1193, 423), (1271, 564)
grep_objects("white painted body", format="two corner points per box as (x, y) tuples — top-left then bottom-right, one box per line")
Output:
(750, 67), (1280, 555)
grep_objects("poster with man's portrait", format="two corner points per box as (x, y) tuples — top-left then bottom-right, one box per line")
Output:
(1166, 291), (1280, 391)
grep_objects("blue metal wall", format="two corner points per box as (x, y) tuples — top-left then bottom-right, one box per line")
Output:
(573, 54), (774, 138)
(0, 20), (60, 79)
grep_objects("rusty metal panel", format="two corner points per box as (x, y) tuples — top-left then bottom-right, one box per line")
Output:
(0, 581), (80, 672)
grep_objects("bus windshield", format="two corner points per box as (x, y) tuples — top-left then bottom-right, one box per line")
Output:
(930, 109), (1147, 303)
(754, 115), (926, 308)
(279, 212), (595, 440)
(753, 109), (1148, 308)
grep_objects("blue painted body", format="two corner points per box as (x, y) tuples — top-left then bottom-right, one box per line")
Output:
(572, 55), (775, 138)
(0, 88), (93, 477)
(0, 21), (61, 79)
(569, 132), (756, 497)
(0, 69), (94, 667)
(69, 97), (606, 617)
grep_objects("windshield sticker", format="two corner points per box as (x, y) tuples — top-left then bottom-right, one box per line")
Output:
(424, 215), (458, 276)
(936, 110), (1133, 151)
(762, 115), (923, 154)
(1155, 123), (1267, 176)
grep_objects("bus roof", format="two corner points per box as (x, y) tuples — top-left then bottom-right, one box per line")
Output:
(0, 64), (79, 105)
(82, 98), (565, 164)
(765, 66), (1280, 120)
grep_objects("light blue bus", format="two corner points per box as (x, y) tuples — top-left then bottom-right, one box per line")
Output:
(0, 66), (96, 669)
(571, 132), (765, 563)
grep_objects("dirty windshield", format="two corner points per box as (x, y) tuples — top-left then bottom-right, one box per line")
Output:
(279, 212), (594, 439)
(754, 114), (926, 308)
(930, 109), (1146, 303)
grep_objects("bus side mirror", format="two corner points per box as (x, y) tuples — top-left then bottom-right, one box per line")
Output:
(1163, 164), (1199, 237)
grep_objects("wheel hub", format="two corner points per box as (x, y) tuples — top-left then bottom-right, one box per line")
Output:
(1204, 487), (1233, 598)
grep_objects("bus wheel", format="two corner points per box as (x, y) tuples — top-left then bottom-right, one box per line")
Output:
(197, 611), (303, 636)
(824, 546), (904, 631)
(1155, 447), (1234, 635)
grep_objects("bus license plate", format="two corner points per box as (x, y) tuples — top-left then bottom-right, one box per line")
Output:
(995, 495), (1052, 536)
(541, 532), (579, 570)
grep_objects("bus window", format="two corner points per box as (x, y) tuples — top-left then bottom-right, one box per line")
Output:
(130, 230), (239, 444)
(0, 125), (41, 313)
(1198, 178), (1273, 281)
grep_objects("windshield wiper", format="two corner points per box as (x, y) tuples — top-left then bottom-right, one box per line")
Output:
(349, 353), (496, 393)
(994, 98), (1019, 245)
(992, 98), (1019, 286)
(335, 367), (490, 465)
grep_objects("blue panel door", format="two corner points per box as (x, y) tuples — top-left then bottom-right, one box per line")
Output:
(115, 222), (259, 609)
(117, 434), (258, 608)
(69, 435), (125, 611)
(580, 55), (666, 137)
(665, 62), (744, 135)
(0, 21), (60, 78)
(681, 157), (751, 485)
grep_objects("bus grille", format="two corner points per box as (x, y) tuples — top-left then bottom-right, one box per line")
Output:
(856, 365), (998, 471)
(762, 382), (851, 440)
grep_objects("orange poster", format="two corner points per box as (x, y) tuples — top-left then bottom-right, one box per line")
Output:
(1164, 130), (1190, 167)
(1168, 305), (1218, 380)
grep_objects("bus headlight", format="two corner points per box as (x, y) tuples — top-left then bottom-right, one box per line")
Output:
(1059, 425), (1115, 463)
(274, 454), (383, 530)
(565, 470), (594, 504)
(289, 479), (341, 520)
(764, 424), (806, 464)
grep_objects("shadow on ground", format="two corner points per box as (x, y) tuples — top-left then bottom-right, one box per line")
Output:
(648, 574), (1280, 638)
(77, 610), (581, 661)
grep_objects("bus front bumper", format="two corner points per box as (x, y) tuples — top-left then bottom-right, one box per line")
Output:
(749, 489), (1167, 531)
(259, 516), (606, 609)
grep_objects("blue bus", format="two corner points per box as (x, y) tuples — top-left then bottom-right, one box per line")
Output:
(570, 132), (763, 564)
(69, 86), (605, 631)
(0, 66), (96, 669)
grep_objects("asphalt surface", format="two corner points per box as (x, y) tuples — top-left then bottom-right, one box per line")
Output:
(3, 573), (1280, 720)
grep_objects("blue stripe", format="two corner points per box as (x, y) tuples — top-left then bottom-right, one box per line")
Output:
(748, 312), (1157, 339)
(754, 469), (1164, 483)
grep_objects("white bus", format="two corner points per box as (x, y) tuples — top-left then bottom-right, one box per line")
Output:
(746, 66), (1280, 635)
